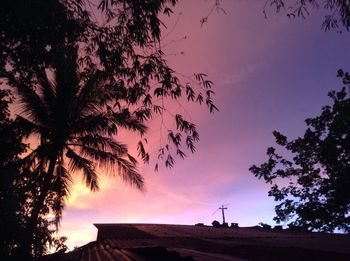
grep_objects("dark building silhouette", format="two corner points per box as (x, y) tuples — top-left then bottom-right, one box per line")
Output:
(41, 223), (350, 260)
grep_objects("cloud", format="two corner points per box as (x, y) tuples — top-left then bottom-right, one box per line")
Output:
(218, 61), (266, 87)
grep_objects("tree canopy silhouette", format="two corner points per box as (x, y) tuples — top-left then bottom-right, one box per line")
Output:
(0, 0), (217, 258)
(250, 71), (350, 232)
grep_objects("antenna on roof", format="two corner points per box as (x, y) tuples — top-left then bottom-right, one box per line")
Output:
(219, 205), (228, 224)
(212, 204), (229, 224)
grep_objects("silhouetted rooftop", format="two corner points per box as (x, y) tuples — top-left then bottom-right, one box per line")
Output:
(41, 223), (350, 260)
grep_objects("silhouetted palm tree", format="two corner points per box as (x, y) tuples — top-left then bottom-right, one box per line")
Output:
(13, 44), (146, 249)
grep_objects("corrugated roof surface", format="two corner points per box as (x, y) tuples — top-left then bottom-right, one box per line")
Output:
(41, 224), (350, 261)
(41, 240), (193, 261)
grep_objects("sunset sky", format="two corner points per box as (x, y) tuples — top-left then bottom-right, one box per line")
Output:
(58, 0), (350, 249)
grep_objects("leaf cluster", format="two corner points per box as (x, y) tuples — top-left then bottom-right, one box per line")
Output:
(264, 0), (350, 32)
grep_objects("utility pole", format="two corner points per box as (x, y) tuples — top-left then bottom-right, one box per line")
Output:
(219, 205), (227, 224)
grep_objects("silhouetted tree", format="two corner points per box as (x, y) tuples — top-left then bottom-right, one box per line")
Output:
(0, 0), (217, 257)
(0, 90), (27, 259)
(264, 0), (350, 31)
(0, 90), (68, 259)
(14, 43), (146, 256)
(250, 71), (350, 232)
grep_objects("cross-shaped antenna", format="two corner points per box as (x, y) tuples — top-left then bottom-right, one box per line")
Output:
(219, 205), (228, 224)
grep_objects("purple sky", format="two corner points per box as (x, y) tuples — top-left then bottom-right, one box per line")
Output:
(58, 1), (350, 249)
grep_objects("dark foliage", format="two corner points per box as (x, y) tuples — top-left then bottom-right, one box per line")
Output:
(0, 90), (67, 259)
(264, 0), (350, 32)
(0, 90), (27, 259)
(250, 71), (350, 232)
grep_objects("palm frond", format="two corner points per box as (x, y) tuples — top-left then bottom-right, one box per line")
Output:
(15, 115), (43, 138)
(16, 82), (49, 125)
(70, 113), (115, 136)
(51, 160), (72, 227)
(65, 148), (99, 191)
(74, 145), (144, 191)
(77, 70), (114, 111)
(78, 146), (120, 167)
(72, 73), (117, 124)
(115, 156), (144, 191)
(127, 153), (138, 165)
(71, 134), (128, 155)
